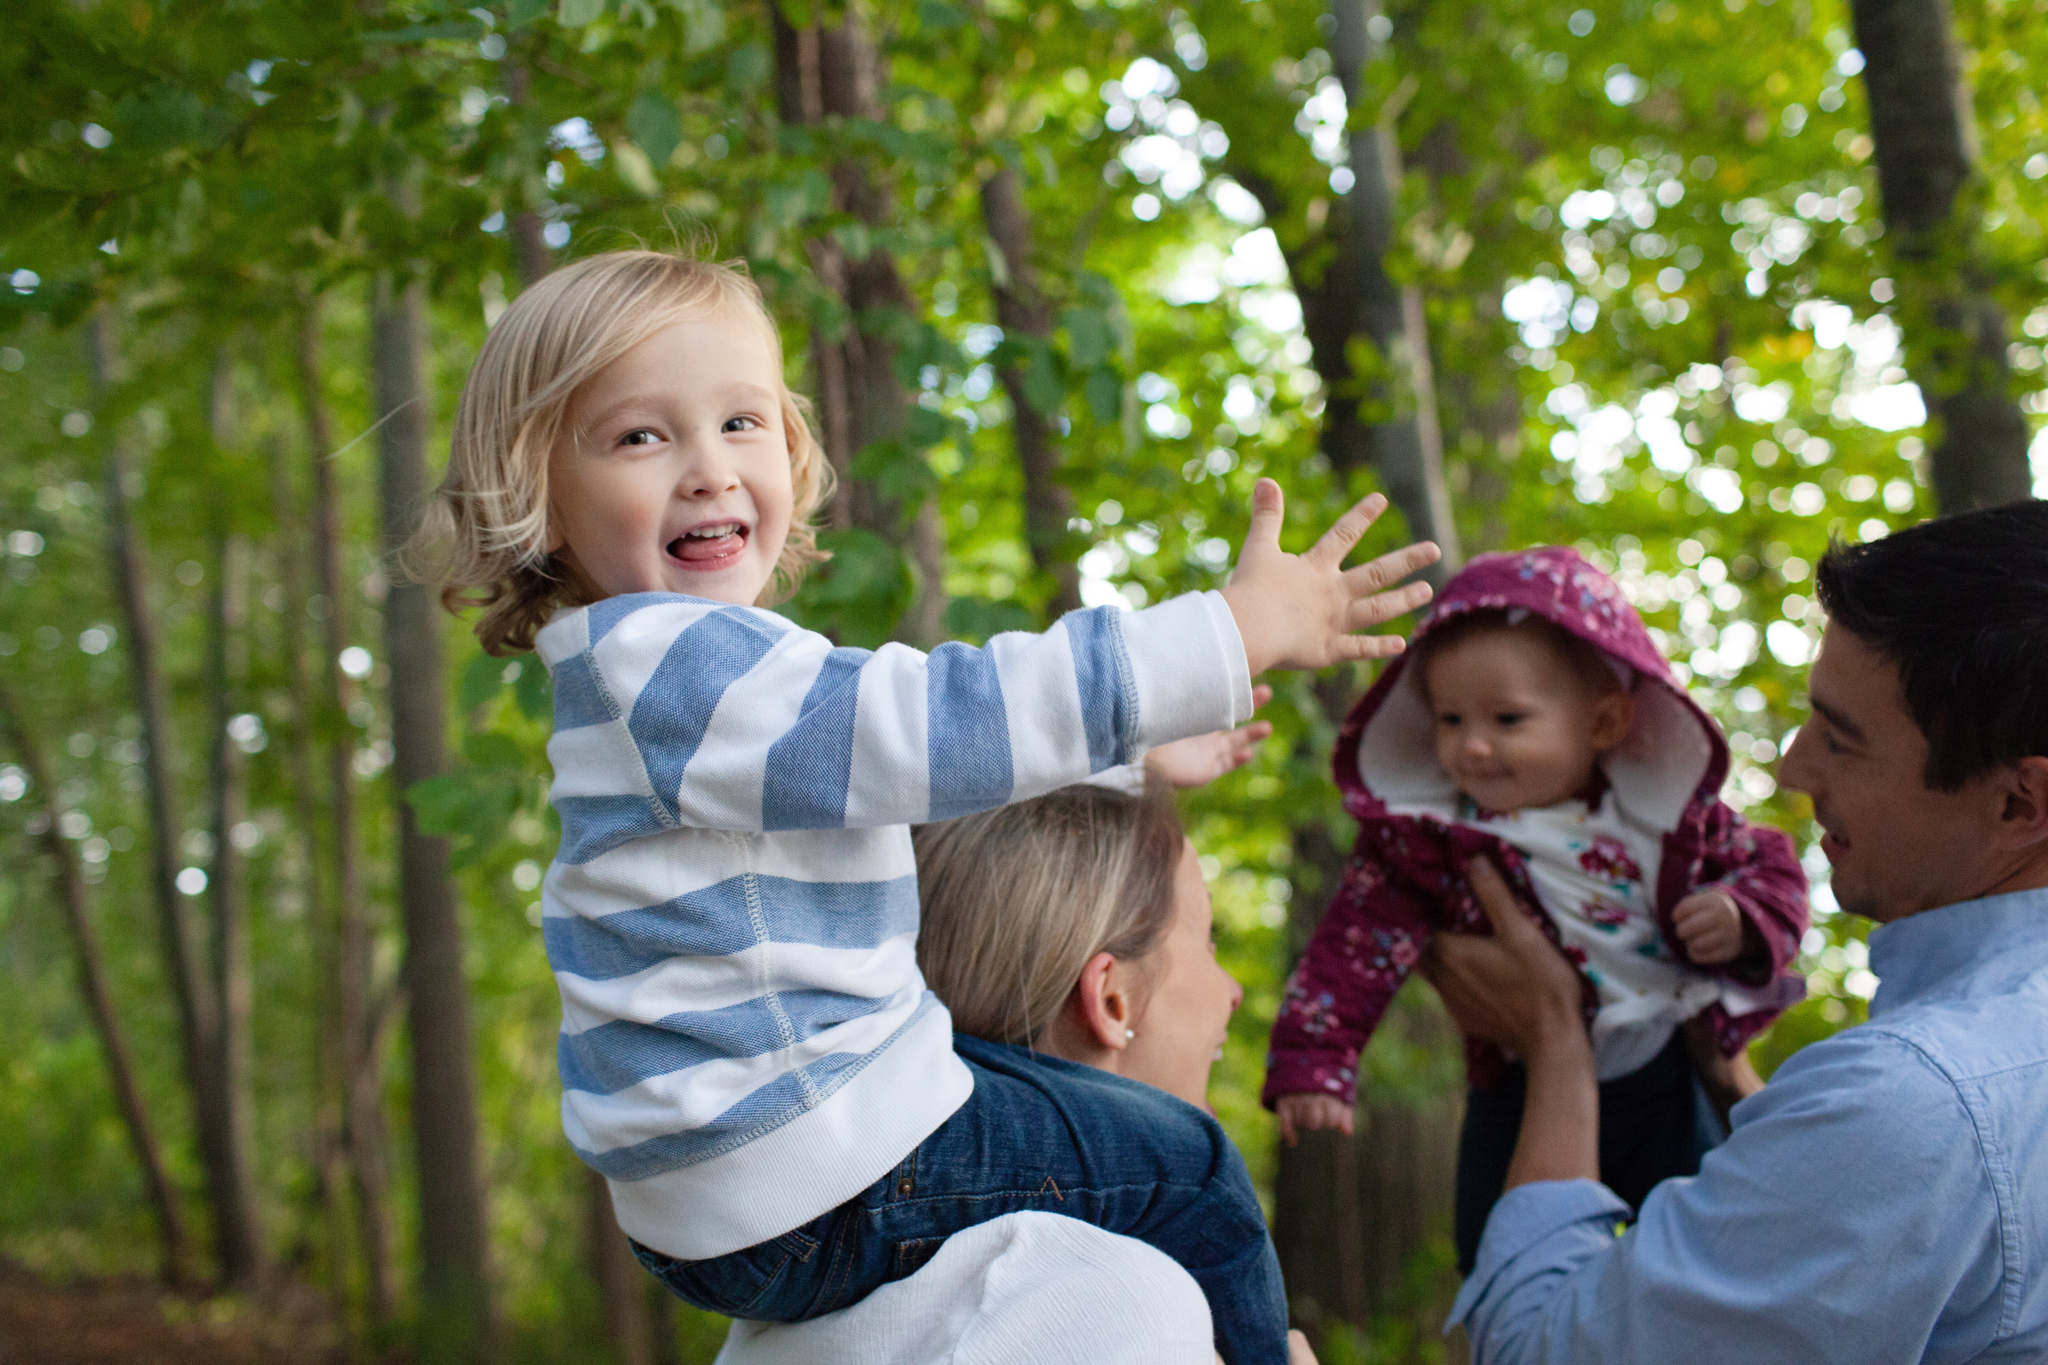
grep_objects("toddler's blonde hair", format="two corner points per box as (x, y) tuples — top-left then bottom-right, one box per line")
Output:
(416, 250), (832, 655)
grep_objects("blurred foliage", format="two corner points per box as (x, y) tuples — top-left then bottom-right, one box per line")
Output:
(2, 0), (2046, 1357)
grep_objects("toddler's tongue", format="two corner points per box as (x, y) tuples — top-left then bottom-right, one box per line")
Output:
(674, 528), (742, 562)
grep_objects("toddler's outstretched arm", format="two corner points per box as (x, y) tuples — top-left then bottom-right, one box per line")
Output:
(1221, 481), (1440, 676)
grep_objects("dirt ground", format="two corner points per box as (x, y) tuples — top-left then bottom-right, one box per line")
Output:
(0, 1259), (341, 1365)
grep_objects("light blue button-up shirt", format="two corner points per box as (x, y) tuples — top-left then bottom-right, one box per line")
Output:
(1449, 887), (2048, 1363)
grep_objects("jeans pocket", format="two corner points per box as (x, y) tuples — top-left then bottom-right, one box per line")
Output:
(893, 1236), (941, 1280)
(634, 1226), (822, 1320)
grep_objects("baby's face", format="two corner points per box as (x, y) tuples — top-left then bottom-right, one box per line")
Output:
(1422, 628), (1629, 813)
(546, 309), (794, 608)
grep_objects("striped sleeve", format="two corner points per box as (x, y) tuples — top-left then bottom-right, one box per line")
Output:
(537, 590), (1251, 837)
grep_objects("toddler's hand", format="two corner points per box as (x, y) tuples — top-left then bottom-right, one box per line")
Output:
(1672, 890), (1744, 965)
(1144, 685), (1274, 789)
(1220, 481), (1440, 676)
(1275, 1092), (1355, 1146)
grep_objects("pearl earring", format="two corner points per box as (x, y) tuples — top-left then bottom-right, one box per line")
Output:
(1125, 1029), (1136, 1041)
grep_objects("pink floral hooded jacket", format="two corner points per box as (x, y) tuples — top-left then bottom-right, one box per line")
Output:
(1262, 547), (1809, 1107)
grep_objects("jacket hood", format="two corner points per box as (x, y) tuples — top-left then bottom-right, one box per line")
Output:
(1336, 546), (1728, 837)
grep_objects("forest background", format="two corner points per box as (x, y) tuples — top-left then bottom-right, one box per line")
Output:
(3, 0), (2046, 1361)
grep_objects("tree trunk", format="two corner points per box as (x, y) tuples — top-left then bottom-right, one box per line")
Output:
(204, 352), (266, 1291)
(371, 268), (491, 1358)
(774, 3), (949, 646)
(586, 1169), (655, 1365)
(1322, 0), (1461, 577)
(298, 300), (399, 1328)
(0, 682), (193, 1286)
(1850, 0), (2032, 511)
(90, 311), (237, 1287)
(503, 59), (554, 288)
(980, 166), (1083, 621)
(265, 427), (365, 1348)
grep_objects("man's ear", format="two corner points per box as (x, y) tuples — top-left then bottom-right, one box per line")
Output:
(1590, 689), (1636, 751)
(1995, 756), (2048, 849)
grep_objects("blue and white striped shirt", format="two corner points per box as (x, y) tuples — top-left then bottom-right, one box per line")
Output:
(535, 589), (1251, 1260)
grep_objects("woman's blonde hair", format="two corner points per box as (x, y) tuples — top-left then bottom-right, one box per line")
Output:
(913, 785), (1185, 1049)
(414, 250), (833, 656)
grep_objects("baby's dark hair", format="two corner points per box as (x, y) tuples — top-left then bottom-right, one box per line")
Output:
(1413, 608), (1628, 701)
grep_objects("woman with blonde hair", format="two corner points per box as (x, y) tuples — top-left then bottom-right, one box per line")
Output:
(719, 763), (1320, 1365)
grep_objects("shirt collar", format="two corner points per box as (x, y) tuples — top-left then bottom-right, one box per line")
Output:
(1866, 886), (2048, 1018)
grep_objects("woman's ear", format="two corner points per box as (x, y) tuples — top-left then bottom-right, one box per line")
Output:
(1071, 950), (1137, 1054)
(1590, 689), (1635, 751)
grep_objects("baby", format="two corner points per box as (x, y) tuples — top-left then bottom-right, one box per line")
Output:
(419, 250), (1438, 1365)
(1262, 547), (1808, 1271)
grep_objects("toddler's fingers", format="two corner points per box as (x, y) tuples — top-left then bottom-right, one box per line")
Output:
(1343, 539), (1442, 593)
(1305, 492), (1389, 567)
(1250, 683), (1274, 710)
(1278, 1107), (1298, 1147)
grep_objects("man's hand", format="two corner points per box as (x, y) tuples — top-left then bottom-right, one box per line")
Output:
(1672, 890), (1744, 965)
(1220, 481), (1440, 677)
(1275, 1092), (1355, 1146)
(1419, 858), (1584, 1058)
(1422, 857), (1598, 1190)
(1144, 686), (1273, 789)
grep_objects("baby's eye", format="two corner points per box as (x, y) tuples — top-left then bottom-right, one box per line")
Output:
(618, 428), (661, 447)
(722, 414), (764, 434)
(1495, 712), (1525, 726)
(1437, 712), (1462, 727)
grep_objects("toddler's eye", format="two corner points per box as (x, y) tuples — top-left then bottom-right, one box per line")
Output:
(619, 428), (661, 447)
(1495, 712), (1525, 726)
(722, 414), (764, 433)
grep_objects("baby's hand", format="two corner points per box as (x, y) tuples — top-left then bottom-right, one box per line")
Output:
(1275, 1092), (1355, 1146)
(1672, 889), (1744, 965)
(1144, 685), (1274, 789)
(1220, 481), (1440, 676)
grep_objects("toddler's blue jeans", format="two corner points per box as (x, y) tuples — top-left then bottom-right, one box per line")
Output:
(632, 1033), (1289, 1365)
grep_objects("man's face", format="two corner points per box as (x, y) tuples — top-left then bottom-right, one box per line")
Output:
(1779, 626), (1998, 922)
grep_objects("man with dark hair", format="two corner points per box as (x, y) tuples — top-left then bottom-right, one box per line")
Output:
(1425, 500), (2048, 1363)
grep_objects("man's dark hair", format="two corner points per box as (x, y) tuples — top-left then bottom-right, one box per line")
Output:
(1814, 499), (2048, 790)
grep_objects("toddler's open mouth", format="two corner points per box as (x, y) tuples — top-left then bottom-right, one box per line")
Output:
(666, 521), (749, 570)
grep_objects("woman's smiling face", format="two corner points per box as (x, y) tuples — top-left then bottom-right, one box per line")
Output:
(546, 310), (794, 607)
(1119, 840), (1245, 1111)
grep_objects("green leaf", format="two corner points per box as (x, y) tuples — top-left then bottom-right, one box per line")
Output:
(626, 90), (683, 168)
(613, 141), (659, 196)
(918, 0), (969, 30)
(558, 0), (606, 27)
(727, 43), (771, 91)
(510, 0), (552, 26)
(463, 731), (528, 772)
(785, 528), (914, 649)
(515, 657), (553, 721)
(1021, 338), (1064, 418)
(1085, 367), (1123, 424)
(673, 0), (725, 53)
(459, 651), (507, 715)
(360, 20), (483, 43)
(944, 595), (1035, 642)
(1063, 306), (1112, 369)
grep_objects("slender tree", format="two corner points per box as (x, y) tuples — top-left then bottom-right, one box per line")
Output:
(1850, 0), (2032, 510)
(298, 299), (399, 1326)
(92, 310), (241, 1289)
(0, 681), (193, 1287)
(371, 260), (493, 1358)
(774, 2), (950, 645)
(204, 350), (267, 1290)
(980, 167), (1085, 621)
